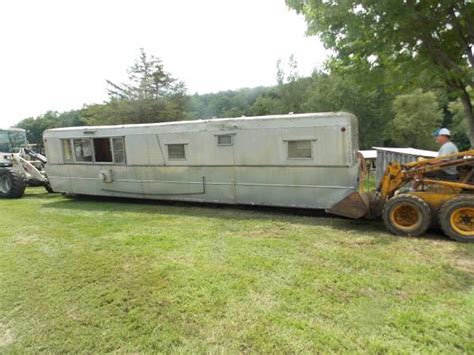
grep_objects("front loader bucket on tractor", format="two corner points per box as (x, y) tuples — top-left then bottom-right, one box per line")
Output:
(327, 153), (381, 219)
(327, 191), (373, 219)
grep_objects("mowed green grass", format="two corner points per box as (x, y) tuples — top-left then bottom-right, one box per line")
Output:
(0, 189), (473, 353)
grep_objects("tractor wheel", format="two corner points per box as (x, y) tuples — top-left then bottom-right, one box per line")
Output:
(382, 194), (432, 237)
(439, 196), (474, 243)
(0, 168), (26, 199)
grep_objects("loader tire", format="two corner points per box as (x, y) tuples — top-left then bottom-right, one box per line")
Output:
(382, 194), (431, 237)
(0, 168), (26, 199)
(439, 196), (474, 243)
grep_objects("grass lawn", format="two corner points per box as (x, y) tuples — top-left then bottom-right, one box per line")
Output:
(0, 188), (473, 353)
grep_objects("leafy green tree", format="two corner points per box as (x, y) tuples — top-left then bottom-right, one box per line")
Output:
(83, 98), (187, 126)
(301, 72), (393, 148)
(249, 92), (283, 116)
(187, 87), (269, 119)
(389, 90), (443, 148)
(85, 49), (188, 125)
(16, 110), (84, 145)
(287, 0), (474, 145)
(273, 56), (312, 114)
(449, 95), (473, 150)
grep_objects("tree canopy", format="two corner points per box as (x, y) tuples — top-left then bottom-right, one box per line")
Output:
(389, 89), (443, 148)
(84, 48), (188, 126)
(14, 47), (471, 151)
(286, 0), (474, 145)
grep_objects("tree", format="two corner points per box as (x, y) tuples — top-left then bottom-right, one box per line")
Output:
(107, 48), (186, 100)
(287, 0), (474, 145)
(84, 49), (188, 125)
(82, 98), (187, 126)
(301, 72), (393, 148)
(449, 94), (473, 150)
(274, 56), (311, 114)
(389, 89), (443, 148)
(16, 110), (84, 145)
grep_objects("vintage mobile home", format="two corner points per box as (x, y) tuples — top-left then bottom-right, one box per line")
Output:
(43, 112), (360, 211)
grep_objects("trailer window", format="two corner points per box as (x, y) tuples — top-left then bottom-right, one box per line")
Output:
(287, 140), (312, 159)
(217, 135), (233, 146)
(112, 137), (125, 163)
(93, 138), (113, 163)
(73, 138), (93, 162)
(167, 144), (186, 160)
(61, 139), (74, 162)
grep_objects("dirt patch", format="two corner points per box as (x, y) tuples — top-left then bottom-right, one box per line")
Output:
(13, 235), (39, 245)
(0, 322), (14, 347)
(452, 252), (474, 274)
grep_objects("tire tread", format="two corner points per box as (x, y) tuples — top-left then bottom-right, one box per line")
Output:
(0, 168), (26, 198)
(382, 193), (432, 237)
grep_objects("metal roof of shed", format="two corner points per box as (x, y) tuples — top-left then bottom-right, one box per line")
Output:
(373, 147), (437, 158)
(359, 150), (377, 159)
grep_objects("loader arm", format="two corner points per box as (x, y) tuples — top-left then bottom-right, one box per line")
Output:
(377, 149), (474, 201)
(10, 154), (48, 183)
(329, 149), (474, 219)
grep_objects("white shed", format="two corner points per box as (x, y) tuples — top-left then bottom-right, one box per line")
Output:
(373, 147), (438, 184)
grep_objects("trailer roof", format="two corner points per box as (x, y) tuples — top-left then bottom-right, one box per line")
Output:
(45, 112), (354, 132)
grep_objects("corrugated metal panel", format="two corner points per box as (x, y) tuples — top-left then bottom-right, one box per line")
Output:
(375, 149), (436, 184)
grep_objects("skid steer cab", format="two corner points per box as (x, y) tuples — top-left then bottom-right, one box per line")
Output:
(330, 150), (474, 243)
(0, 128), (52, 198)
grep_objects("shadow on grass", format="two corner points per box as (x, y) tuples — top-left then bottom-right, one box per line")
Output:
(40, 193), (450, 244)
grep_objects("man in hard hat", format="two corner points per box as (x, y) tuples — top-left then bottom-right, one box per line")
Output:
(425, 127), (459, 180)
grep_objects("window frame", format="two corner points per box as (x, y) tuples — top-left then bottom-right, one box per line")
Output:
(60, 136), (126, 165)
(93, 137), (114, 164)
(216, 134), (234, 146)
(111, 137), (126, 164)
(166, 143), (187, 161)
(73, 138), (94, 163)
(61, 138), (74, 163)
(285, 139), (314, 160)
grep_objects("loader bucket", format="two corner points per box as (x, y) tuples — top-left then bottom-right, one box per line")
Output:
(327, 191), (372, 219)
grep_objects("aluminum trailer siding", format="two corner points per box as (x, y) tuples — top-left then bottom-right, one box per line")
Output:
(43, 112), (360, 210)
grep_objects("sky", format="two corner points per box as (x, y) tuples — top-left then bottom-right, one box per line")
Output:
(0, 0), (328, 128)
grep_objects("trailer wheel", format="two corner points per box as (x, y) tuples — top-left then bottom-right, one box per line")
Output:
(382, 194), (431, 237)
(0, 168), (26, 199)
(439, 196), (474, 243)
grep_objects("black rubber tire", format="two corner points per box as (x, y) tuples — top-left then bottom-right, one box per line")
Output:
(439, 196), (474, 243)
(0, 168), (26, 199)
(382, 194), (432, 237)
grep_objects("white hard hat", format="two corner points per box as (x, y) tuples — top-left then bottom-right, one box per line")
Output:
(438, 128), (451, 136)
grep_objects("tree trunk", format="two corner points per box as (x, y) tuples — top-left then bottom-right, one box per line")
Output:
(460, 88), (474, 148)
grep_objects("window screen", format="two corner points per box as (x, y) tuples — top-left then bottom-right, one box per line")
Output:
(217, 135), (233, 146)
(73, 138), (93, 162)
(112, 137), (125, 163)
(168, 144), (186, 160)
(288, 140), (312, 159)
(93, 138), (113, 162)
(61, 139), (74, 162)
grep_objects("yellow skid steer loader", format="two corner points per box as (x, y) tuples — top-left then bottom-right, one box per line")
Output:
(330, 150), (474, 242)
